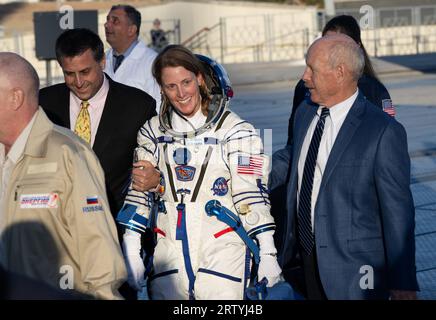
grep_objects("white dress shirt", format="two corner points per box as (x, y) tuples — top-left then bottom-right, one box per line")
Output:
(297, 89), (358, 230)
(69, 75), (109, 147)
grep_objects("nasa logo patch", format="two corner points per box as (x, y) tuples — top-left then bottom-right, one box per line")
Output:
(211, 177), (229, 196)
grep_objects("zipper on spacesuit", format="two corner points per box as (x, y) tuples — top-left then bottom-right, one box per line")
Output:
(175, 190), (196, 300)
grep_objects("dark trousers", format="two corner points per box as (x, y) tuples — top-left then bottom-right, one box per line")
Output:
(300, 247), (327, 300)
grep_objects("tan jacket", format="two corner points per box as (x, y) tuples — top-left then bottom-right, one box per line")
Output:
(0, 108), (127, 299)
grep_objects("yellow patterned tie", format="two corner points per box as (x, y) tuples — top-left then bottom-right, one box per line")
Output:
(74, 100), (91, 144)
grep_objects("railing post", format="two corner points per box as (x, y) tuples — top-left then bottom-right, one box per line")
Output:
(176, 19), (181, 45)
(220, 17), (225, 64)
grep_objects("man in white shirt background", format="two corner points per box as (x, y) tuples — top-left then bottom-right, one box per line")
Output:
(104, 4), (162, 112)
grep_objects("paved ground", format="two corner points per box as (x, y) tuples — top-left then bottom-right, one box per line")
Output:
(229, 65), (436, 299)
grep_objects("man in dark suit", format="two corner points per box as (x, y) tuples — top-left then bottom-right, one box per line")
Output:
(39, 28), (160, 223)
(270, 34), (418, 300)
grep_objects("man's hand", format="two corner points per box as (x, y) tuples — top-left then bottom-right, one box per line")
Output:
(132, 160), (160, 192)
(390, 290), (417, 300)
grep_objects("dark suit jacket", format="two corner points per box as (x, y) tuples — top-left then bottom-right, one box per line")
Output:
(271, 93), (418, 299)
(39, 75), (156, 218)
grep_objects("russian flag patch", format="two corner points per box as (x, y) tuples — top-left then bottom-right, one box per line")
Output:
(86, 196), (99, 205)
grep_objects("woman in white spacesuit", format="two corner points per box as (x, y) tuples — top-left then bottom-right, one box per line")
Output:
(117, 45), (283, 300)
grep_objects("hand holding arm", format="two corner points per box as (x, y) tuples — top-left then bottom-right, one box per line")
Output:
(132, 160), (160, 192)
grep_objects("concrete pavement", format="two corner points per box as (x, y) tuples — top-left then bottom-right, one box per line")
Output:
(225, 52), (436, 86)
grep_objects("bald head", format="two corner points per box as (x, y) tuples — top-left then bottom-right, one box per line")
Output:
(0, 53), (40, 151)
(302, 34), (364, 107)
(310, 34), (364, 81)
(0, 52), (40, 108)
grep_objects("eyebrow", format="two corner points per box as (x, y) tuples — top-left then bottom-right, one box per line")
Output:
(64, 67), (90, 74)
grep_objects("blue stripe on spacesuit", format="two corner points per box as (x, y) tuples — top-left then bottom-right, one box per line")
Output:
(137, 145), (154, 157)
(243, 247), (251, 299)
(247, 223), (276, 238)
(233, 190), (266, 197)
(233, 195), (269, 205)
(149, 269), (179, 282)
(204, 137), (219, 144)
(226, 134), (259, 143)
(227, 151), (265, 157)
(146, 121), (157, 140)
(224, 129), (254, 140)
(139, 126), (154, 142)
(246, 200), (271, 206)
(157, 136), (175, 144)
(143, 125), (155, 140)
(119, 223), (146, 234)
(125, 192), (152, 200)
(228, 121), (250, 131)
(116, 203), (149, 233)
(125, 193), (151, 205)
(197, 268), (242, 282)
(175, 203), (196, 299)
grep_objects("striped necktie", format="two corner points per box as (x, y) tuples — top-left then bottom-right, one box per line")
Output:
(74, 100), (91, 144)
(297, 107), (330, 255)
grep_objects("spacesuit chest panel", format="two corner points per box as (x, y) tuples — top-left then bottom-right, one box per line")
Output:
(157, 133), (231, 204)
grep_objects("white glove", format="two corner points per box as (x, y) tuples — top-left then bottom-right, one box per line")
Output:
(122, 229), (146, 291)
(256, 231), (283, 287)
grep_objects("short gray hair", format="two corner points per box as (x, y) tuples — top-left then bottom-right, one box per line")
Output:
(327, 37), (365, 81)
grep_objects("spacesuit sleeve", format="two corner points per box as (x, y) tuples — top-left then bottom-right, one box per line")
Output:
(117, 120), (159, 234)
(225, 120), (275, 238)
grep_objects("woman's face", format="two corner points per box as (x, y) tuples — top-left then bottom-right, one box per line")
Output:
(161, 66), (204, 118)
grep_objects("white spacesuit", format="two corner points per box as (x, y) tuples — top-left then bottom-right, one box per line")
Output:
(118, 55), (282, 300)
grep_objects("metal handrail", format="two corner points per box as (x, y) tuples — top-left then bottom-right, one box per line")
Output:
(182, 22), (220, 47)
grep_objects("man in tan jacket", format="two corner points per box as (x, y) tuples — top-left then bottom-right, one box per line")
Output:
(0, 52), (127, 299)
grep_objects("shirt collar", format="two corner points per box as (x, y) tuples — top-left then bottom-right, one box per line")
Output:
(71, 75), (109, 107)
(114, 39), (139, 58)
(318, 89), (359, 124)
(4, 111), (38, 164)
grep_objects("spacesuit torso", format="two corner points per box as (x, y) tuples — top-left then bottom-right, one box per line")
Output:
(117, 53), (281, 300)
(122, 106), (275, 300)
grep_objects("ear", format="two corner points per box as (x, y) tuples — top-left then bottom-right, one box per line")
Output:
(10, 88), (25, 111)
(336, 64), (346, 84)
(128, 24), (138, 37)
(100, 55), (106, 70)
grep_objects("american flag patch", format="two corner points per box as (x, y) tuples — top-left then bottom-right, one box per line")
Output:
(86, 196), (99, 205)
(237, 155), (263, 175)
(382, 99), (396, 117)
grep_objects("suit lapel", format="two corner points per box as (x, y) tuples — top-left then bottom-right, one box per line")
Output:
(93, 76), (117, 157)
(289, 103), (318, 195)
(318, 94), (366, 194)
(60, 84), (71, 128)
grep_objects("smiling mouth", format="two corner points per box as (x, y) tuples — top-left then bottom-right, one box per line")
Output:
(178, 97), (191, 105)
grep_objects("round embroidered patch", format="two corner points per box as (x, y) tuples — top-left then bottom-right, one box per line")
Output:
(211, 177), (229, 196)
(173, 147), (191, 165)
(245, 212), (260, 225)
